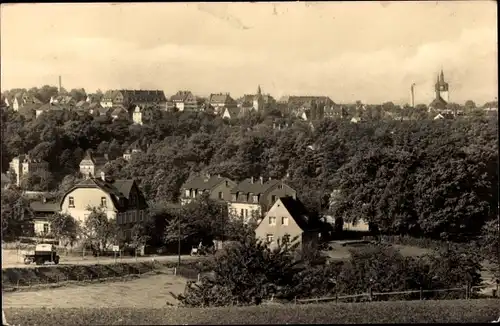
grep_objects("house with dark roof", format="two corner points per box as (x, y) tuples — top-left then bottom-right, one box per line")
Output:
(59, 173), (148, 227)
(170, 90), (199, 111)
(180, 173), (237, 206)
(255, 196), (321, 250)
(208, 93), (237, 114)
(79, 150), (111, 178)
(100, 90), (167, 110)
(228, 176), (297, 223)
(222, 106), (249, 120)
(30, 200), (60, 236)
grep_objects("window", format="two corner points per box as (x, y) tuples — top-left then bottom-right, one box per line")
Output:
(266, 234), (274, 244)
(278, 184), (283, 189)
(245, 209), (248, 218)
(225, 181), (229, 187)
(282, 216), (289, 226)
(185, 189), (190, 197)
(253, 195), (259, 203)
(269, 216), (276, 226)
(271, 195), (276, 203)
(101, 197), (107, 208)
(218, 192), (223, 199)
(232, 194), (237, 201)
(43, 223), (49, 234)
(139, 210), (144, 222)
(69, 197), (75, 208)
(240, 209), (244, 218)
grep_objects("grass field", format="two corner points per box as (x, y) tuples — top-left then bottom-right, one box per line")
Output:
(3, 299), (499, 325)
(3, 273), (187, 308)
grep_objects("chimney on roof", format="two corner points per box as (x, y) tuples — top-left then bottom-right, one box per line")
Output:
(251, 176), (254, 184)
(100, 171), (106, 182)
(259, 176), (264, 184)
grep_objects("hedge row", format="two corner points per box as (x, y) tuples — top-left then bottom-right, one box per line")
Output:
(4, 299), (499, 325)
(2, 260), (202, 287)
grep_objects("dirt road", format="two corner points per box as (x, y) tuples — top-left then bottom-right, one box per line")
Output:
(2, 249), (199, 269)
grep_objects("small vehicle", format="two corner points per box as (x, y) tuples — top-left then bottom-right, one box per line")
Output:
(23, 244), (60, 265)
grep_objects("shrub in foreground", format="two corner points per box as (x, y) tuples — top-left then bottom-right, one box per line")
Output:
(174, 239), (484, 307)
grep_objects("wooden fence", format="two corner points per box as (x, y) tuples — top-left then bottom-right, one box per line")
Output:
(295, 284), (497, 304)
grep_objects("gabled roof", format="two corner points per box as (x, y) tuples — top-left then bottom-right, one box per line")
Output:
(18, 103), (42, 117)
(30, 201), (60, 213)
(275, 196), (320, 232)
(181, 174), (234, 191)
(209, 93), (235, 104)
(429, 97), (447, 108)
(231, 178), (283, 195)
(60, 177), (146, 211)
(224, 107), (243, 118)
(170, 91), (194, 102)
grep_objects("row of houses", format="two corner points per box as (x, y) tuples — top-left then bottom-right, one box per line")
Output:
(3, 87), (342, 122)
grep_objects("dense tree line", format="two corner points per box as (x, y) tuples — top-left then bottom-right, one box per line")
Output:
(1, 100), (497, 242)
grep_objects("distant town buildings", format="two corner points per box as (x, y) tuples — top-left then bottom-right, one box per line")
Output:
(100, 90), (167, 110)
(79, 150), (110, 178)
(9, 155), (49, 187)
(208, 93), (238, 114)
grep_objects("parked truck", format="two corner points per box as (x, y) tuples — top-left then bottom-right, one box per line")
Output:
(23, 243), (60, 265)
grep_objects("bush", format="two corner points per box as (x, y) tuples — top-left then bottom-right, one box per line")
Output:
(173, 237), (304, 307)
(4, 300), (499, 325)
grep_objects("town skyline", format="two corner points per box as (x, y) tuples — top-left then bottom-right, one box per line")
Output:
(1, 2), (497, 105)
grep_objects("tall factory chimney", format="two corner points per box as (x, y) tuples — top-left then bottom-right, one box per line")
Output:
(58, 76), (62, 93)
(410, 83), (416, 108)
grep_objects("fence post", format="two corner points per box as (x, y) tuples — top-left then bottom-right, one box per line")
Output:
(368, 288), (373, 301)
(335, 291), (338, 303)
(174, 267), (177, 276)
(197, 273), (200, 282)
(420, 287), (423, 300)
(294, 296), (297, 304)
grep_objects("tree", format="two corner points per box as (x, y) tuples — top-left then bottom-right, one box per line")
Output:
(81, 207), (120, 251)
(164, 193), (228, 247)
(173, 237), (302, 307)
(48, 212), (79, 246)
(1, 189), (33, 240)
(464, 100), (476, 111)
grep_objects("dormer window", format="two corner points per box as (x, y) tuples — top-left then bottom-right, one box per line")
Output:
(232, 194), (237, 201)
(253, 195), (259, 203)
(101, 197), (107, 208)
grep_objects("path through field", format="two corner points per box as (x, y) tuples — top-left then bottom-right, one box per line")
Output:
(2, 273), (187, 308)
(1, 248), (197, 269)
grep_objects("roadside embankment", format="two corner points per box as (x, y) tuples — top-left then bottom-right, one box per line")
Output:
(2, 260), (201, 290)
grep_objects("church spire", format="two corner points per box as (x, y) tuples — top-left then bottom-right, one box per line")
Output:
(257, 85), (262, 96)
(440, 69), (445, 83)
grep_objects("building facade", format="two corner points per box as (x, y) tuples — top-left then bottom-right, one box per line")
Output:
(9, 155), (49, 187)
(180, 174), (237, 206)
(79, 150), (110, 178)
(59, 173), (148, 226)
(228, 177), (297, 223)
(255, 196), (320, 250)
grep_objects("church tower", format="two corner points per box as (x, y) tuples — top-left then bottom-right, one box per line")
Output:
(253, 85), (264, 111)
(435, 69), (449, 103)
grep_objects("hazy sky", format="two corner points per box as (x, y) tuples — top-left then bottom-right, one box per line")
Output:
(1, 2), (497, 104)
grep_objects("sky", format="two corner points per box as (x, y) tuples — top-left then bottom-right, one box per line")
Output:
(0, 2), (497, 105)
